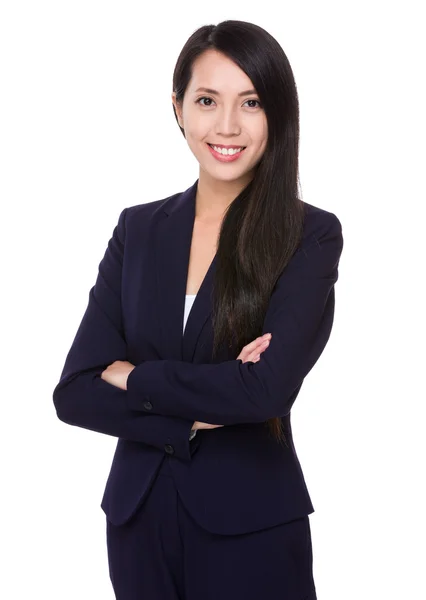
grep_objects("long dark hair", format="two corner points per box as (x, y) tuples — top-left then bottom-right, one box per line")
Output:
(172, 20), (305, 444)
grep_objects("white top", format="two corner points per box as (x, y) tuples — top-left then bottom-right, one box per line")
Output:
(183, 294), (197, 333)
(184, 294), (198, 441)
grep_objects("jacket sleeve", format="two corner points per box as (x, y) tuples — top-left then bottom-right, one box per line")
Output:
(126, 213), (344, 425)
(52, 207), (198, 462)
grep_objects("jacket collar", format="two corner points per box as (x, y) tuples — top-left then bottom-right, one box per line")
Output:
(154, 179), (218, 362)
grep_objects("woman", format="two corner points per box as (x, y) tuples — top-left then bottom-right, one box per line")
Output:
(53, 19), (343, 600)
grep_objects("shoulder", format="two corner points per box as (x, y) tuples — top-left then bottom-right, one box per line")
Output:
(115, 193), (343, 252)
(271, 201), (344, 289)
(116, 189), (184, 234)
(300, 200), (343, 257)
(302, 200), (342, 240)
(125, 193), (178, 220)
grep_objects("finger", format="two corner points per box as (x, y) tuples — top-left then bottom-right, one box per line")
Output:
(250, 340), (270, 361)
(257, 339), (270, 352)
(238, 335), (271, 361)
(243, 339), (268, 360)
(244, 334), (271, 352)
(244, 350), (260, 363)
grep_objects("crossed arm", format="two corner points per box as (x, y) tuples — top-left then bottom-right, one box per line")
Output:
(53, 207), (343, 459)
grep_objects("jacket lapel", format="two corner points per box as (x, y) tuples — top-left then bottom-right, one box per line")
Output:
(154, 179), (217, 363)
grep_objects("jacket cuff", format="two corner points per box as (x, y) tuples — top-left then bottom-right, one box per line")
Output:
(161, 417), (199, 461)
(125, 367), (199, 460)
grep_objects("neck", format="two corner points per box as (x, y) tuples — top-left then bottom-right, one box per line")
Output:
(195, 169), (253, 221)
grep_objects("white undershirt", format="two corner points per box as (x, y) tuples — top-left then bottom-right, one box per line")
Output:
(183, 294), (198, 440)
(183, 294), (197, 333)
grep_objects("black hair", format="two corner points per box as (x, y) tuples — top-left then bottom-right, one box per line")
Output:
(172, 20), (304, 443)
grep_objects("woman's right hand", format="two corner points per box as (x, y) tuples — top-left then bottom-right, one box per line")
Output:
(191, 333), (272, 431)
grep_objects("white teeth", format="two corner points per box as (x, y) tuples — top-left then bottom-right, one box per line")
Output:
(211, 145), (244, 156)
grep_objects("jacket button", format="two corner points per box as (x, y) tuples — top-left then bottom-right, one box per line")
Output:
(164, 444), (174, 455)
(143, 400), (153, 410)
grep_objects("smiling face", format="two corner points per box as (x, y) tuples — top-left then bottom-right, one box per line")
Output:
(172, 49), (268, 187)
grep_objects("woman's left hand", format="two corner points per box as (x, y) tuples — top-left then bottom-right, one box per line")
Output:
(101, 360), (135, 391)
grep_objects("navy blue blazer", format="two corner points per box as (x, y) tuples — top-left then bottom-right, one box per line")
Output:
(53, 179), (344, 535)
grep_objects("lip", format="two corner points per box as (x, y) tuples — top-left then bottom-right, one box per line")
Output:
(208, 143), (246, 149)
(206, 143), (246, 163)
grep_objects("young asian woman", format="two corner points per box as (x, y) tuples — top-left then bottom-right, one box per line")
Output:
(53, 19), (343, 600)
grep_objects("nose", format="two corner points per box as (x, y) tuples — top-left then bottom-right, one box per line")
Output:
(214, 107), (241, 137)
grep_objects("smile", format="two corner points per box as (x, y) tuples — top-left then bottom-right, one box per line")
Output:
(206, 143), (247, 162)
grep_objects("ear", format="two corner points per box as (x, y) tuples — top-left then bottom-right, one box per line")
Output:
(171, 92), (184, 128)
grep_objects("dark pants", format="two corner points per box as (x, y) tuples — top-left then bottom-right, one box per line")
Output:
(106, 456), (317, 600)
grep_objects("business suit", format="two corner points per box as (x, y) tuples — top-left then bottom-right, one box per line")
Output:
(53, 179), (343, 599)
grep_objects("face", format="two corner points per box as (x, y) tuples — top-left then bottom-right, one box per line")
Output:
(172, 49), (268, 186)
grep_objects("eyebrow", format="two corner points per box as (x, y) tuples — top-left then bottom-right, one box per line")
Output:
(194, 86), (257, 97)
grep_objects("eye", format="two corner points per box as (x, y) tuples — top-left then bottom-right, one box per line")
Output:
(244, 99), (262, 109)
(196, 96), (215, 107)
(195, 96), (262, 109)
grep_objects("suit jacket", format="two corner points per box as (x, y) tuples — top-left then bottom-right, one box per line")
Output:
(53, 179), (344, 535)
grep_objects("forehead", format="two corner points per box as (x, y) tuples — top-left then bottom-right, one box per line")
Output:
(189, 49), (255, 92)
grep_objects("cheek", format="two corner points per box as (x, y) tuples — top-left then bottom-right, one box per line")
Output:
(186, 131), (204, 152)
(184, 133), (209, 161)
(247, 119), (267, 147)
(183, 111), (207, 135)
(258, 120), (268, 141)
(257, 126), (268, 152)
(185, 122), (204, 142)
(186, 125), (211, 153)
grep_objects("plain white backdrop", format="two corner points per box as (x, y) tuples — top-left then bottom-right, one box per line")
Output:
(1, 1), (425, 598)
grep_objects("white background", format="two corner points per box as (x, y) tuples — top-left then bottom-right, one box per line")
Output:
(1, 1), (425, 598)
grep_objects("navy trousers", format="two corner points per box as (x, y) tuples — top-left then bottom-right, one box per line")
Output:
(106, 456), (317, 600)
